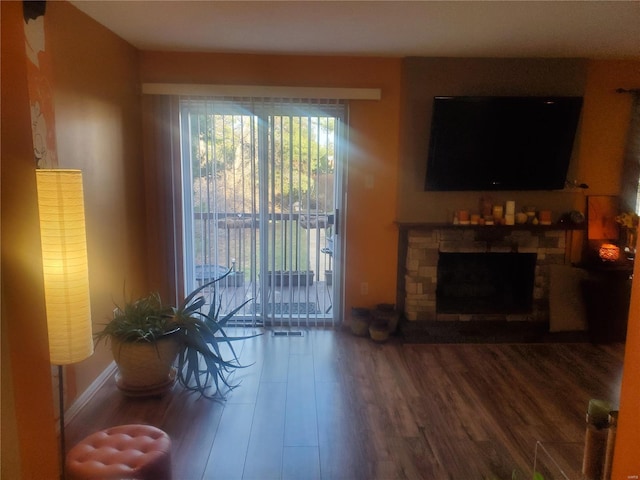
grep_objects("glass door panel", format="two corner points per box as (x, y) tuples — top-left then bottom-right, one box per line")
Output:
(180, 98), (343, 327)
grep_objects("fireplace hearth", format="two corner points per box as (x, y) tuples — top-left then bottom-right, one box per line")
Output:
(437, 252), (536, 314)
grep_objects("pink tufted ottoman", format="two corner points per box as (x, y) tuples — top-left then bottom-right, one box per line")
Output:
(66, 424), (172, 480)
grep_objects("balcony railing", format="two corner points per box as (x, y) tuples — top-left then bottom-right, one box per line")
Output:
(191, 212), (334, 324)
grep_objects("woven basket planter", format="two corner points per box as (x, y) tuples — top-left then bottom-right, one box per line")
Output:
(111, 334), (180, 390)
(372, 304), (400, 334)
(369, 320), (390, 343)
(350, 307), (371, 337)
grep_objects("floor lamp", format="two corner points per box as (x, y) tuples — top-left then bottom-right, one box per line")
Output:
(36, 169), (94, 480)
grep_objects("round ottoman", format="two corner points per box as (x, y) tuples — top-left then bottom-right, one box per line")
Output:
(66, 424), (172, 480)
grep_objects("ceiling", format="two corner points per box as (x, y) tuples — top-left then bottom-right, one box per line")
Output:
(69, 1), (640, 59)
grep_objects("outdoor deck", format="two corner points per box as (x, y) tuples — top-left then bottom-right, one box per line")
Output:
(203, 277), (334, 327)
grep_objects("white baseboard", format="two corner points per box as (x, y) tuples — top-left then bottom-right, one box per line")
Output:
(65, 361), (117, 427)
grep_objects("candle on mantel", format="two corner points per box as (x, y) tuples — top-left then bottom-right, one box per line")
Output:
(505, 200), (516, 215)
(539, 210), (552, 225)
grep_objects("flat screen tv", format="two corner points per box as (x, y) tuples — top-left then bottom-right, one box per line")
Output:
(425, 96), (583, 191)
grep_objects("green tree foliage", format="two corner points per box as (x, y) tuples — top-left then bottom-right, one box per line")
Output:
(187, 111), (336, 215)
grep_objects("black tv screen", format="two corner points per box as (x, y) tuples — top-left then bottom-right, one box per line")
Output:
(425, 96), (583, 191)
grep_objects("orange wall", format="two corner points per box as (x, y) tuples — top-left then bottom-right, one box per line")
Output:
(140, 52), (403, 316)
(47, 1), (148, 395)
(1, 1), (59, 477)
(583, 60), (640, 477)
(2, 3), (147, 477)
(615, 254), (640, 477)
(577, 61), (640, 196)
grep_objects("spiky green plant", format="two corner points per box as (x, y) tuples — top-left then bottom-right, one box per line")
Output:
(170, 273), (258, 398)
(95, 291), (175, 343)
(96, 269), (259, 398)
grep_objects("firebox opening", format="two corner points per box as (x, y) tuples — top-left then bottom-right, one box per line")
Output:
(437, 252), (537, 314)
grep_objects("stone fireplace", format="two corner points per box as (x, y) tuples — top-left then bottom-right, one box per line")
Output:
(400, 226), (572, 323)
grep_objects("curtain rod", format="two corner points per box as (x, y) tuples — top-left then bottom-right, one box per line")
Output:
(616, 88), (640, 94)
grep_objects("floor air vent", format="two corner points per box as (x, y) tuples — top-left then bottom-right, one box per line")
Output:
(272, 331), (304, 337)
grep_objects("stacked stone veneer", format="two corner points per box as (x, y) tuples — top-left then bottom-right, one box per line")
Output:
(404, 227), (567, 322)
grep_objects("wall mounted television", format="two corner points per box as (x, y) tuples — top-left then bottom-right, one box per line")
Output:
(425, 96), (583, 191)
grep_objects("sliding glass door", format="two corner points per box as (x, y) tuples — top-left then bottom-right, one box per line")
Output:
(180, 97), (344, 327)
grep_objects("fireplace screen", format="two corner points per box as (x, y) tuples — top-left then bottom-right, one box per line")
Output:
(436, 252), (537, 314)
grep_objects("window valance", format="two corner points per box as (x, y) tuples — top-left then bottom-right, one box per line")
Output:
(141, 83), (381, 100)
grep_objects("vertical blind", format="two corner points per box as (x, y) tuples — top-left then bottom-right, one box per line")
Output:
(179, 96), (346, 327)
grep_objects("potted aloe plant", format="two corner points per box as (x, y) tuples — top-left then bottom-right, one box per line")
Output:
(96, 269), (259, 398)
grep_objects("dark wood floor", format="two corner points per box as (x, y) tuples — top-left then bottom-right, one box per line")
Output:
(66, 328), (624, 480)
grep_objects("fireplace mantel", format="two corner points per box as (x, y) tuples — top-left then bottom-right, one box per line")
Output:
(395, 221), (585, 232)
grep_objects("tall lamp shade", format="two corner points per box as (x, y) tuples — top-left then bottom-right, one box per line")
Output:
(36, 169), (93, 365)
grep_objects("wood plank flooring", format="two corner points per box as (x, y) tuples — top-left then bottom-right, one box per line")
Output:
(66, 329), (624, 480)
